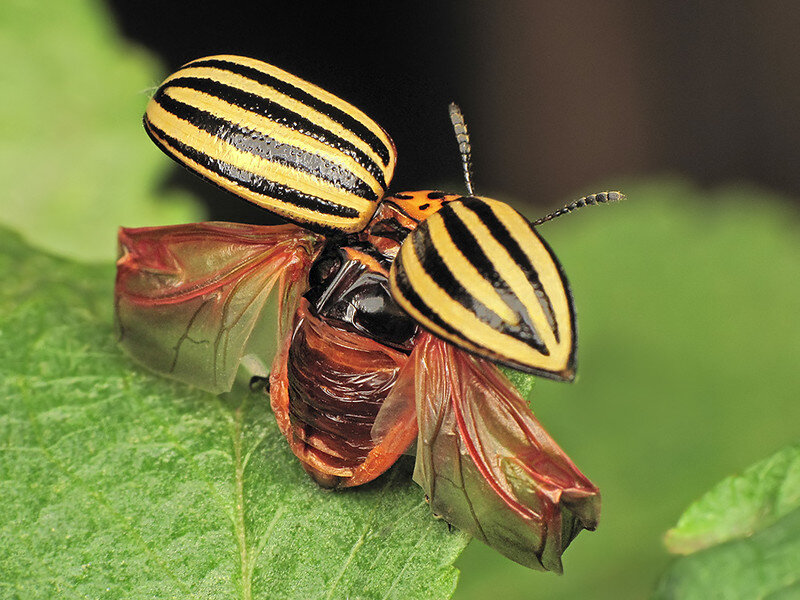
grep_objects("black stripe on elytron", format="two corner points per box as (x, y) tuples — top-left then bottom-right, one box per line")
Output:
(459, 197), (560, 342)
(184, 58), (393, 167)
(144, 120), (361, 221)
(395, 249), (566, 375)
(152, 89), (378, 202)
(411, 221), (504, 330)
(437, 206), (547, 352)
(392, 250), (468, 345)
(162, 76), (388, 191)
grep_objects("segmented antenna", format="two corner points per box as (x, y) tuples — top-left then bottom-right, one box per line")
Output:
(532, 191), (625, 227)
(448, 102), (475, 196)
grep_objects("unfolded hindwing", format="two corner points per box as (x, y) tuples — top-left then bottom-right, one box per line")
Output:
(389, 196), (576, 380)
(144, 55), (397, 234)
(115, 222), (320, 393)
(405, 331), (599, 571)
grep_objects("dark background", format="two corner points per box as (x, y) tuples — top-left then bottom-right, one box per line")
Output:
(106, 1), (800, 222)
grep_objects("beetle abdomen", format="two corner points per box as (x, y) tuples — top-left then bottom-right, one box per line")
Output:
(285, 303), (408, 487)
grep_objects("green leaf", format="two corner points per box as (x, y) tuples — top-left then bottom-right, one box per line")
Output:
(499, 367), (536, 404)
(652, 445), (800, 599)
(0, 0), (201, 262)
(0, 228), (469, 599)
(665, 444), (800, 554)
(654, 510), (800, 600)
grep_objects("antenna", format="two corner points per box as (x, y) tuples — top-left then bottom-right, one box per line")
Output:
(532, 191), (625, 227)
(448, 102), (475, 196)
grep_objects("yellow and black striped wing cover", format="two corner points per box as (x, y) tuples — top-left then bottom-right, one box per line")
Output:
(144, 55), (397, 234)
(389, 196), (576, 380)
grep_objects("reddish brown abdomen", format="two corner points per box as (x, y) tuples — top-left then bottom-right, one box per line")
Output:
(285, 303), (411, 487)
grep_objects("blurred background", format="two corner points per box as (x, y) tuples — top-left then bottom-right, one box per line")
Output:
(4, 1), (798, 598)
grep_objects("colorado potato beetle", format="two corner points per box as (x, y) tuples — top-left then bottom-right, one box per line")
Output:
(115, 55), (621, 572)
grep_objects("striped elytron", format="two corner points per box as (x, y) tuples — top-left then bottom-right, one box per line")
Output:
(116, 55), (621, 572)
(391, 195), (575, 379)
(144, 55), (396, 234)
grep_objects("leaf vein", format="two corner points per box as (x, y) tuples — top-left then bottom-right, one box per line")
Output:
(324, 469), (401, 600)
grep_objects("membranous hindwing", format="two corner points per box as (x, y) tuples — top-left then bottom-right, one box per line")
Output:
(389, 195), (577, 380)
(144, 55), (397, 234)
(115, 222), (322, 393)
(407, 331), (599, 571)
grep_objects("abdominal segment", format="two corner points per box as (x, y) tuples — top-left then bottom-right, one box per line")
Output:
(284, 302), (412, 487)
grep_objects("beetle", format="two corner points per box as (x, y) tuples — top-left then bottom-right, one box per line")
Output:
(115, 55), (621, 572)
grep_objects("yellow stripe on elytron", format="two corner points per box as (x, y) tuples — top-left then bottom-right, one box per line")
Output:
(163, 65), (395, 181)
(146, 102), (376, 216)
(424, 212), (520, 326)
(145, 121), (370, 232)
(484, 198), (572, 350)
(163, 86), (385, 198)
(213, 55), (396, 168)
(396, 233), (569, 372)
(449, 202), (560, 356)
(389, 268), (488, 359)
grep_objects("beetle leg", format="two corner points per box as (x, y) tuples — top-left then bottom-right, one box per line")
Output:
(249, 375), (271, 393)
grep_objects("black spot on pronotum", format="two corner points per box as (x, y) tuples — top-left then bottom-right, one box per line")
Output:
(394, 193), (413, 199)
(427, 191), (446, 199)
(418, 203), (430, 211)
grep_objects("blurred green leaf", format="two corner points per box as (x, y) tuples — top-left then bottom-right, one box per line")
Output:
(665, 443), (800, 554)
(0, 0), (201, 262)
(0, 228), (468, 599)
(653, 444), (800, 599)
